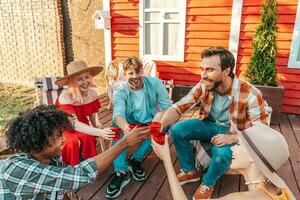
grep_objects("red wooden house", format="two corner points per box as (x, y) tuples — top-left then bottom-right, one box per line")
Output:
(100, 0), (300, 114)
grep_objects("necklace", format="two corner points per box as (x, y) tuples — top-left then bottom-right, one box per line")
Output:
(245, 179), (271, 185)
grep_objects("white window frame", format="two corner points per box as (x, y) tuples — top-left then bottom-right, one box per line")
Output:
(288, 0), (300, 68)
(139, 0), (187, 62)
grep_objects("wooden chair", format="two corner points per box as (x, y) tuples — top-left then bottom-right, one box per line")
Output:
(34, 77), (107, 153)
(34, 77), (65, 106)
(161, 79), (174, 103)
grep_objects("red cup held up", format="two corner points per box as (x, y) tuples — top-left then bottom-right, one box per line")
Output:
(149, 122), (165, 145)
(111, 127), (122, 141)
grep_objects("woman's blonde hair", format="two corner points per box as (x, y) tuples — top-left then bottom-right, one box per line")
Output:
(67, 73), (95, 104)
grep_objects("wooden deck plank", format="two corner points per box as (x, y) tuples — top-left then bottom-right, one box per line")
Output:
(155, 109), (200, 199)
(287, 114), (300, 131)
(76, 165), (114, 199)
(217, 175), (240, 197)
(210, 179), (221, 198)
(154, 158), (178, 200)
(129, 110), (198, 199)
(114, 151), (161, 200)
(155, 109), (199, 199)
(134, 144), (178, 200)
(89, 148), (165, 200)
(239, 176), (248, 192)
(278, 117), (300, 199)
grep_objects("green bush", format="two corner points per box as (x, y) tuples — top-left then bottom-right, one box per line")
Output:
(246, 0), (278, 86)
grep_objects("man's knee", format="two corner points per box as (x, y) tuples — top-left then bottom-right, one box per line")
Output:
(212, 146), (232, 165)
(171, 122), (185, 140)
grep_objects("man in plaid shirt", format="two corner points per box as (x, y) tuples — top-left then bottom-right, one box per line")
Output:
(0, 105), (149, 200)
(160, 46), (268, 199)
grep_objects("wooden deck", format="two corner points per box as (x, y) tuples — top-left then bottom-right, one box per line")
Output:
(76, 94), (300, 200)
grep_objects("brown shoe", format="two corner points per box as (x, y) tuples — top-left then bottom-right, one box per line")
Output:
(193, 183), (213, 199)
(177, 169), (200, 185)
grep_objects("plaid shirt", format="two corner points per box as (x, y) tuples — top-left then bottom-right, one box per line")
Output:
(172, 76), (268, 131)
(0, 153), (97, 200)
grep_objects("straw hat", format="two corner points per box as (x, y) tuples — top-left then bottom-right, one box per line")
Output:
(240, 124), (289, 188)
(55, 60), (103, 86)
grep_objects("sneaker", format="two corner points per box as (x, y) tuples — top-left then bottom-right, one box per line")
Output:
(105, 171), (131, 199)
(193, 183), (214, 200)
(128, 156), (146, 181)
(177, 169), (200, 185)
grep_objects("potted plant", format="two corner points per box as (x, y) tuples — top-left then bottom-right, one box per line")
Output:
(245, 0), (284, 124)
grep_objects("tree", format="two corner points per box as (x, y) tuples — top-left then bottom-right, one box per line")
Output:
(246, 0), (278, 86)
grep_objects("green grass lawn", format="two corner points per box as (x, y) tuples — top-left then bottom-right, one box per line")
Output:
(0, 84), (35, 135)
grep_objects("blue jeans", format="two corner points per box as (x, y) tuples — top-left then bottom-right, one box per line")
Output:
(171, 118), (232, 187)
(112, 131), (152, 172)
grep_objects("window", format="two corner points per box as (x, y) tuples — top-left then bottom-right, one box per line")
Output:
(288, 3), (300, 68)
(139, 0), (187, 62)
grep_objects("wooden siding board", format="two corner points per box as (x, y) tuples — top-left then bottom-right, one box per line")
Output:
(157, 65), (200, 74)
(112, 31), (138, 37)
(242, 15), (296, 24)
(187, 7), (232, 16)
(111, 10), (139, 17)
(111, 17), (139, 24)
(187, 0), (233, 8)
(111, 3), (139, 10)
(186, 31), (230, 39)
(242, 5), (297, 15)
(187, 24), (231, 31)
(243, 0), (298, 6)
(111, 24), (139, 31)
(240, 23), (294, 32)
(186, 16), (231, 24)
(282, 105), (300, 114)
(240, 32), (293, 40)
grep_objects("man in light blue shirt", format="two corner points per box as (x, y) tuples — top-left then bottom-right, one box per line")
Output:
(106, 57), (171, 199)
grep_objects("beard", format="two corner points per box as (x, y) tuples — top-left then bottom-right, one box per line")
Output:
(128, 77), (143, 90)
(203, 78), (222, 91)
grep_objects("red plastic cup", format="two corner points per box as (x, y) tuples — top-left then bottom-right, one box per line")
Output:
(153, 132), (166, 145)
(111, 127), (121, 141)
(149, 122), (165, 145)
(149, 122), (161, 136)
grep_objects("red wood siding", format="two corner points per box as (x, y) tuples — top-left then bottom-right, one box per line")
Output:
(111, 0), (139, 60)
(236, 0), (300, 114)
(110, 0), (233, 86)
(110, 0), (300, 114)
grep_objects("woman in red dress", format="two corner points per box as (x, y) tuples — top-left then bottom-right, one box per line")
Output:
(55, 60), (114, 166)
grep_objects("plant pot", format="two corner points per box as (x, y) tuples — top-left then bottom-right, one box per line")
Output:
(255, 84), (284, 125)
(172, 85), (192, 102)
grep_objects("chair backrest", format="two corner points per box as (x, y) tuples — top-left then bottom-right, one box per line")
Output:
(265, 101), (272, 126)
(140, 57), (157, 77)
(34, 77), (66, 106)
(161, 79), (174, 101)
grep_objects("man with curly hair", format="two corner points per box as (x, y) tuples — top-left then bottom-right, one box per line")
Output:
(0, 105), (149, 200)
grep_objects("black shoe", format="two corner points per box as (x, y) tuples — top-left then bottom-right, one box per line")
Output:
(105, 171), (131, 199)
(128, 156), (146, 181)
